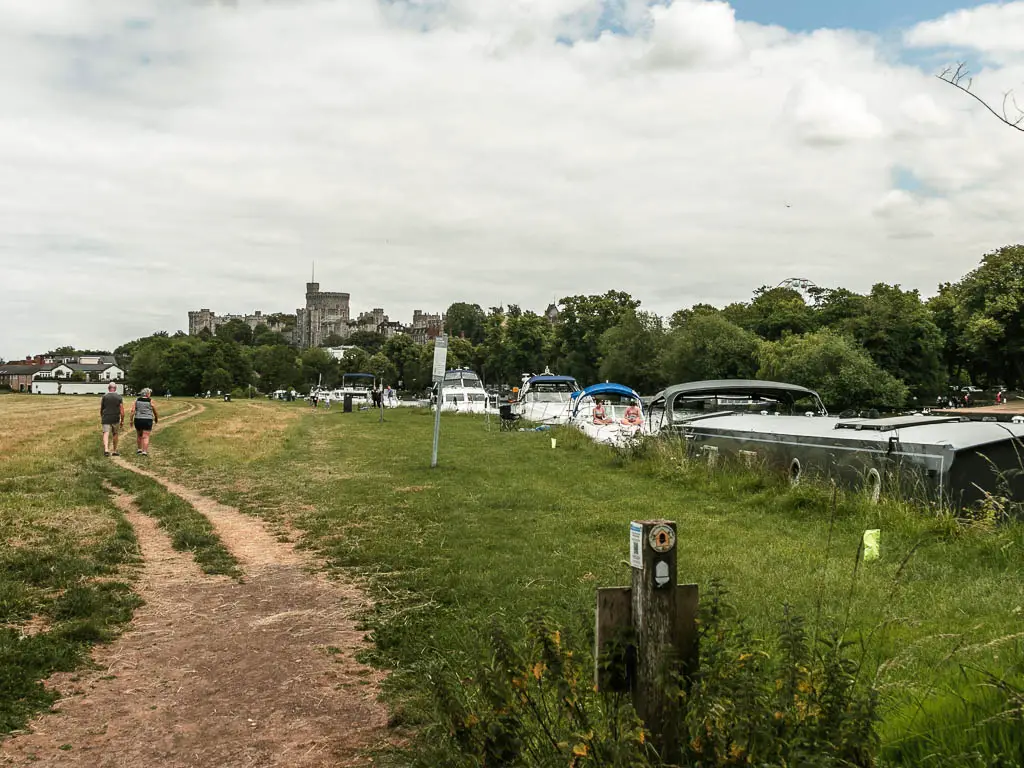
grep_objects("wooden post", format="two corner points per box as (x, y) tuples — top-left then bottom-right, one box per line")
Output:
(595, 520), (698, 764)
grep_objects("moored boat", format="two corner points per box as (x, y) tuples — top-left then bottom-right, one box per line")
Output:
(569, 382), (647, 446)
(431, 369), (492, 413)
(330, 372), (377, 403)
(512, 368), (581, 425)
(648, 379), (1024, 510)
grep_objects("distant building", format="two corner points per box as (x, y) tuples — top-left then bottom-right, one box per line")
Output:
(0, 356), (124, 393)
(188, 308), (293, 337)
(296, 282), (351, 348)
(545, 303), (560, 324)
(409, 310), (445, 345)
(189, 282), (446, 348)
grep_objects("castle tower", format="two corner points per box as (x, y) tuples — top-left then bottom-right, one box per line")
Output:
(299, 282), (350, 348)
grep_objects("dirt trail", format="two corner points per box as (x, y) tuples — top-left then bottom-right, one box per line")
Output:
(1, 406), (389, 768)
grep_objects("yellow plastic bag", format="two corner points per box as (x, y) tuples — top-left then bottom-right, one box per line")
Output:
(863, 529), (880, 562)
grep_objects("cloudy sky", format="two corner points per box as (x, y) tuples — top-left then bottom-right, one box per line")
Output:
(1, 0), (1022, 359)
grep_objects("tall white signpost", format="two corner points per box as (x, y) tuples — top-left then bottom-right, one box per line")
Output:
(430, 334), (448, 468)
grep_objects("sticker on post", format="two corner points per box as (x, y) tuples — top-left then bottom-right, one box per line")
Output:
(629, 521), (643, 569)
(648, 524), (675, 553)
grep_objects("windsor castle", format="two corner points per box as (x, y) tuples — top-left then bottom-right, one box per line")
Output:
(188, 282), (444, 347)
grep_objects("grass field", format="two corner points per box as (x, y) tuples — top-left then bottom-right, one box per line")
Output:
(3, 394), (1022, 764)
(134, 399), (1023, 765)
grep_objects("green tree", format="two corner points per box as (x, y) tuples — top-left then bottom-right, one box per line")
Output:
(444, 302), (486, 345)
(160, 337), (205, 395)
(479, 307), (509, 385)
(505, 310), (554, 383)
(345, 331), (386, 355)
(300, 348), (339, 390)
(757, 330), (908, 410)
(555, 291), (640, 383)
(215, 319), (253, 346)
(741, 286), (816, 340)
(201, 367), (234, 394)
(840, 284), (945, 399)
(598, 310), (666, 393)
(446, 337), (477, 370)
(253, 324), (292, 347)
(661, 314), (760, 383)
(936, 245), (1024, 388)
(319, 333), (346, 348)
(669, 303), (719, 330)
(367, 352), (398, 384)
(253, 345), (299, 392)
(382, 334), (425, 391)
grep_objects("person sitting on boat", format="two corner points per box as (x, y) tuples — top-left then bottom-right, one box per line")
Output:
(620, 402), (643, 426)
(592, 401), (613, 425)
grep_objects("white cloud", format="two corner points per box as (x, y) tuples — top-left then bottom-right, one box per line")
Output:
(904, 2), (1024, 61)
(783, 74), (884, 145)
(1, 0), (1023, 359)
(644, 1), (745, 69)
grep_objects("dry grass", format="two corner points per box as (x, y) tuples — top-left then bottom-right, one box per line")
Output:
(0, 394), (190, 460)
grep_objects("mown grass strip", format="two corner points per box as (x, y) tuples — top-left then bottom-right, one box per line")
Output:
(99, 462), (242, 579)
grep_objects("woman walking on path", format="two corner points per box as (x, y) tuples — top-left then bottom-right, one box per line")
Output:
(131, 387), (160, 455)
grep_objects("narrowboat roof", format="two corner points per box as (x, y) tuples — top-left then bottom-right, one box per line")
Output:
(680, 412), (1024, 452)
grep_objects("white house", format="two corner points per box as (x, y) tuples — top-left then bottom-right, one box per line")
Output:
(32, 380), (123, 396)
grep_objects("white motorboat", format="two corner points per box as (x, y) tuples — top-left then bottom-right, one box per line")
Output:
(330, 372), (377, 403)
(569, 382), (647, 446)
(512, 368), (581, 425)
(431, 369), (492, 413)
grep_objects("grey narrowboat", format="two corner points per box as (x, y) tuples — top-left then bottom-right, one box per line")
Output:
(647, 379), (1024, 510)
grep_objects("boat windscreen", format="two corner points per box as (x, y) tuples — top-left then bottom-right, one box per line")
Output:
(669, 392), (820, 420)
(527, 381), (576, 402)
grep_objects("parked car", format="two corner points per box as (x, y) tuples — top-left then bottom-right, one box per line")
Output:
(960, 386), (984, 393)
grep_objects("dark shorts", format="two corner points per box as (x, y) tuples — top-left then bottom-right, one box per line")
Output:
(134, 419), (154, 432)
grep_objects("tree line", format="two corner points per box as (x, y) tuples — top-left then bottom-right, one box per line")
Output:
(113, 244), (1023, 410)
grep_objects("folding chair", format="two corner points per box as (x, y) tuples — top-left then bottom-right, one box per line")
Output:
(499, 404), (521, 432)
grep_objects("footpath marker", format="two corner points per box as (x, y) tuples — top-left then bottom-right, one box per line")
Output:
(595, 519), (698, 762)
(430, 334), (448, 468)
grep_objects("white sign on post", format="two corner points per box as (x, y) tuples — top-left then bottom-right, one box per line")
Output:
(629, 521), (643, 569)
(430, 334), (448, 468)
(432, 335), (448, 383)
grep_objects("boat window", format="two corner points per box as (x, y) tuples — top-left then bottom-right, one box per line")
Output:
(526, 382), (576, 402)
(445, 394), (461, 403)
(469, 393), (487, 402)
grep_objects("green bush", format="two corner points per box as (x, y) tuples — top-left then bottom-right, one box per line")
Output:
(420, 585), (881, 767)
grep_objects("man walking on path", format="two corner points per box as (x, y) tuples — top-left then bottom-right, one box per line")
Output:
(100, 383), (124, 456)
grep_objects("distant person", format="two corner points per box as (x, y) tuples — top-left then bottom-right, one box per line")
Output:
(100, 383), (124, 457)
(323, 392), (332, 410)
(592, 401), (613, 425)
(131, 387), (159, 456)
(621, 402), (643, 426)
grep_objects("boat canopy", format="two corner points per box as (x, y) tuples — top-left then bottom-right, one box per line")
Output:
(650, 379), (826, 415)
(525, 375), (577, 386)
(343, 373), (375, 379)
(570, 383), (641, 417)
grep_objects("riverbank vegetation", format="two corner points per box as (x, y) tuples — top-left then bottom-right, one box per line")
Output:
(99, 244), (1024, 412)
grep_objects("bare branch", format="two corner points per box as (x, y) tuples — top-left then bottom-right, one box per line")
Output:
(937, 61), (1024, 133)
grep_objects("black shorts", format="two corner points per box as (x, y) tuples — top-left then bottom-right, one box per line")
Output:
(134, 419), (154, 432)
